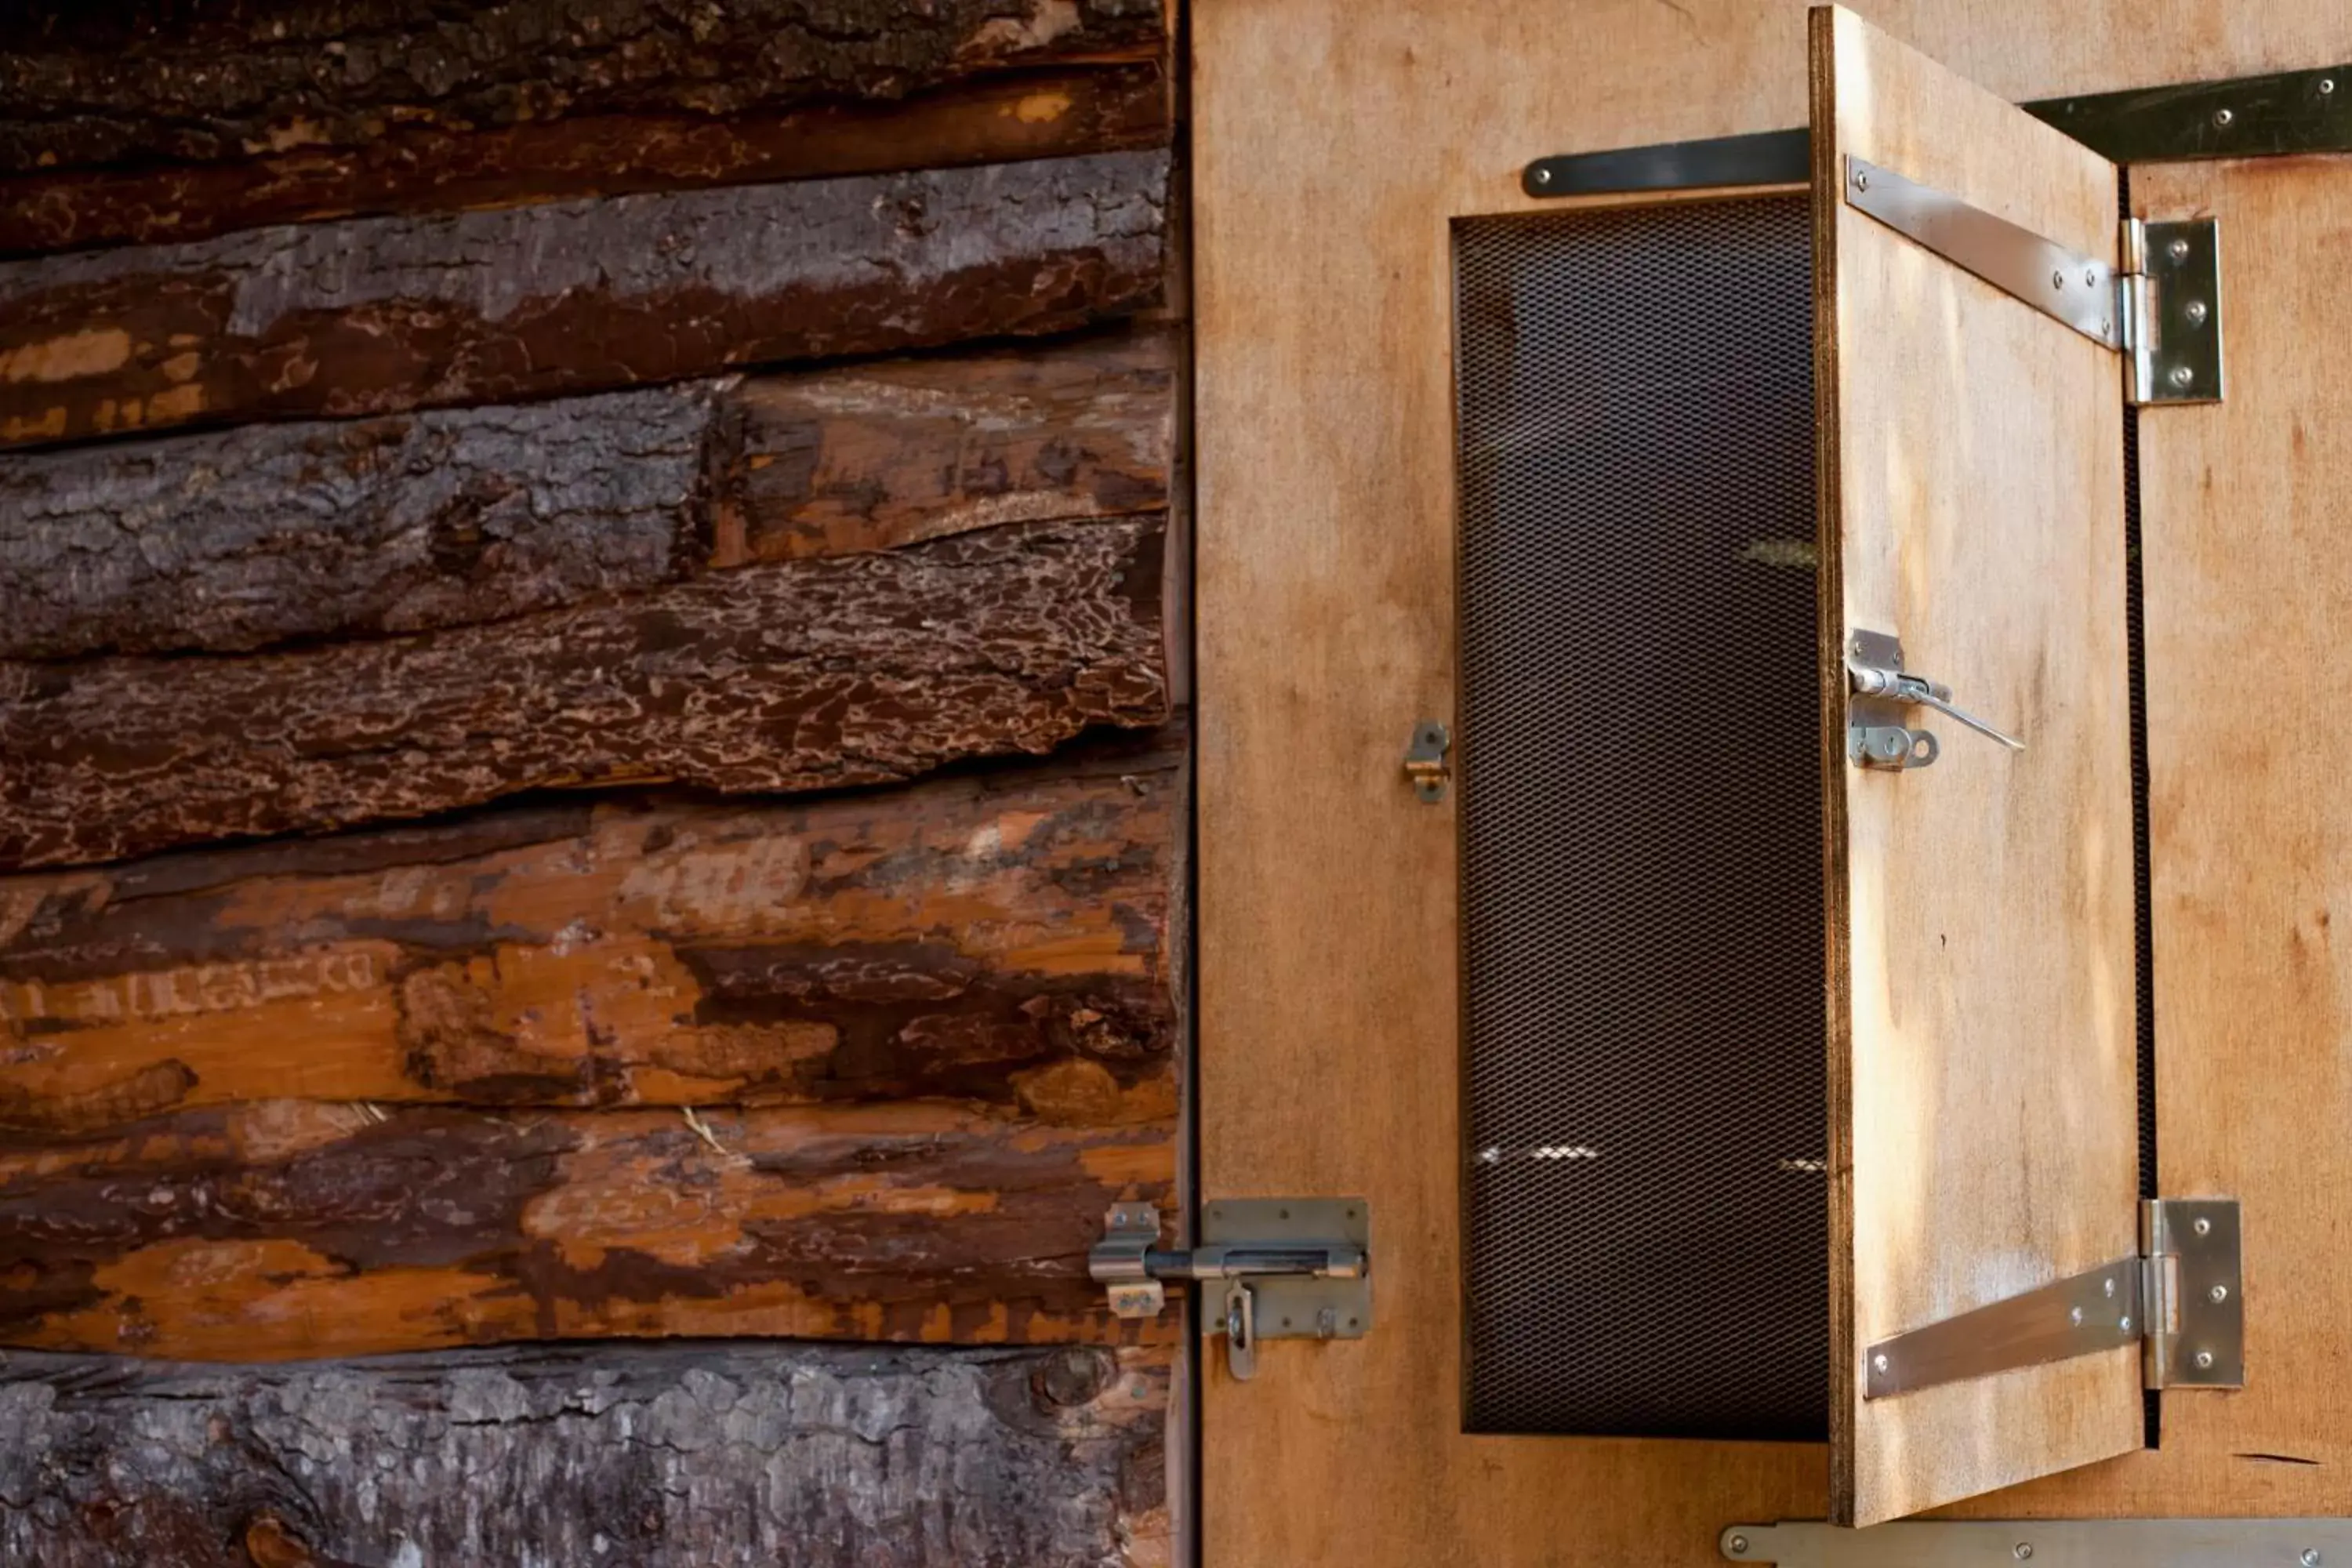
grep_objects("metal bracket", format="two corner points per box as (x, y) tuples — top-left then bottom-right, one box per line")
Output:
(1087, 1198), (1371, 1381)
(1861, 1197), (2241, 1401)
(1842, 156), (2223, 407)
(1403, 720), (1451, 803)
(1722, 1519), (2352, 1566)
(1846, 628), (2022, 771)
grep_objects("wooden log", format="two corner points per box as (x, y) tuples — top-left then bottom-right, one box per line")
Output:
(0, 1341), (1170, 1566)
(0, 516), (1169, 867)
(0, 1097), (1174, 1359)
(0, 65), (1171, 256)
(0, 148), (1169, 448)
(0, 329), (1174, 659)
(0, 0), (1167, 175)
(0, 732), (1181, 1133)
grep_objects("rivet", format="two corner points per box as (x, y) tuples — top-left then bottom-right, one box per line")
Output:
(2169, 237), (2192, 261)
(1872, 1352), (1889, 1374)
(2210, 1283), (2230, 1303)
(2069, 1306), (2085, 1327)
(1729, 1536), (1750, 1556)
(2052, 269), (2066, 289)
(1534, 166), (1552, 186)
(2214, 107), (2236, 128)
(2194, 1216), (2213, 1236)
(2195, 1349), (2216, 1369)
(2186, 299), (2209, 325)
(2170, 364), (2195, 388)
(2016, 1545), (2034, 1562)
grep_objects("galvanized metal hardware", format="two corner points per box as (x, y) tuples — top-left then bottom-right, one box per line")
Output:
(1721, 1518), (2352, 1566)
(1841, 158), (2221, 407)
(1522, 64), (2352, 198)
(1860, 1197), (2241, 1402)
(1403, 720), (1451, 803)
(1846, 629), (2020, 771)
(1087, 1198), (1370, 1381)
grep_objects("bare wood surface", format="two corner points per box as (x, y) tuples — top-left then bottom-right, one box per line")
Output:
(0, 65), (1171, 256)
(0, 516), (1167, 867)
(0, 1341), (1169, 1567)
(0, 329), (1172, 659)
(1813, 5), (2137, 1526)
(0, 0), (1166, 176)
(0, 731), (1180, 1134)
(1191, 0), (2347, 1561)
(0, 1095), (1173, 1359)
(0, 149), (1168, 448)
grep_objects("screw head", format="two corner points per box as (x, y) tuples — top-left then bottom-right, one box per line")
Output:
(1729, 1535), (1751, 1555)
(2214, 107), (2237, 128)
(2186, 299), (2209, 325)
(2069, 1305), (2085, 1327)
(2016, 1544), (2034, 1561)
(1855, 168), (1870, 191)
(2120, 1315), (2133, 1333)
(2322, 78), (2338, 96)
(2169, 237), (2192, 261)
(2302, 1550), (2321, 1567)
(2210, 1283), (2230, 1303)
(2085, 267), (2099, 286)
(2052, 269), (2067, 289)
(1873, 1352), (1890, 1374)
(1534, 166), (1552, 187)
(2194, 1216), (2213, 1236)
(2170, 364), (2196, 388)
(2103, 1277), (2118, 1298)
(2195, 1349), (2216, 1369)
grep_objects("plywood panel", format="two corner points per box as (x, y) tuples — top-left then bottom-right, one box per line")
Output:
(1813, 5), (2139, 1526)
(1192, 2), (2352, 1560)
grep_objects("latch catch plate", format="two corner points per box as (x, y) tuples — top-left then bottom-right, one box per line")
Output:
(1404, 720), (1451, 803)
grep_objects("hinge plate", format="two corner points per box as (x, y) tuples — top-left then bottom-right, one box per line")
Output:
(2127, 218), (2223, 405)
(1859, 1196), (2241, 1400)
(1722, 1519), (2352, 1566)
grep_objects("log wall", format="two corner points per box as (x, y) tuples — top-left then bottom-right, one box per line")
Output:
(0, 3), (1183, 1562)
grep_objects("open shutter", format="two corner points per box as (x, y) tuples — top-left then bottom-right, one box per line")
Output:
(1813, 4), (2143, 1526)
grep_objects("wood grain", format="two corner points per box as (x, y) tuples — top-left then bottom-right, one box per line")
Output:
(0, 516), (1168, 868)
(0, 149), (1168, 448)
(1192, 0), (2346, 1561)
(0, 732), (1180, 1134)
(0, 1341), (1169, 1567)
(1813, 5), (2137, 1526)
(0, 1096), (1173, 1359)
(0, 0), (1166, 176)
(0, 64), (1171, 256)
(0, 329), (1173, 659)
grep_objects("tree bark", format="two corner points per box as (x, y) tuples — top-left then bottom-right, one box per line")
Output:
(0, 65), (1169, 256)
(0, 517), (1168, 868)
(0, 1341), (1170, 1566)
(0, 1096), (1174, 1359)
(0, 731), (1181, 1133)
(0, 0), (1167, 174)
(0, 149), (1168, 448)
(0, 329), (1173, 659)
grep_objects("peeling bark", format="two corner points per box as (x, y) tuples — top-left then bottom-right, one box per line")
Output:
(0, 150), (1168, 448)
(0, 517), (1169, 867)
(0, 65), (1170, 256)
(0, 1097), (1174, 1359)
(0, 329), (1173, 659)
(0, 1341), (1170, 1566)
(0, 731), (1181, 1133)
(0, 0), (1166, 175)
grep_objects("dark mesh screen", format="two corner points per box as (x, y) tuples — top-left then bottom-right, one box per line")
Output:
(1454, 196), (1828, 1439)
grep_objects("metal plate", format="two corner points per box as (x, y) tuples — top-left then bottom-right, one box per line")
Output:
(2146, 1196), (2243, 1388)
(1523, 129), (1808, 197)
(1862, 1258), (2140, 1399)
(1200, 1198), (1371, 1342)
(1723, 1520), (2352, 1566)
(2133, 220), (2223, 405)
(1454, 196), (1825, 1439)
(1843, 156), (2122, 349)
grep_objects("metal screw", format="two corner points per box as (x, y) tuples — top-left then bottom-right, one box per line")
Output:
(2169, 237), (2192, 261)
(2322, 79), (2338, 96)
(1873, 1352), (1889, 1374)
(2170, 364), (2196, 388)
(2120, 1316), (2132, 1333)
(1534, 166), (1552, 186)
(2100, 318), (2113, 339)
(2103, 1278), (2117, 1298)
(1729, 1536), (1750, 1556)
(2195, 1349), (2216, 1369)
(2186, 299), (2209, 325)
(2210, 1283), (2230, 1303)
(2052, 269), (2066, 289)
(2069, 1306), (2085, 1327)
(2302, 1550), (2321, 1567)
(2085, 267), (2099, 286)
(2194, 1216), (2213, 1236)
(1855, 168), (1870, 191)
(2016, 1545), (2034, 1562)
(2214, 107), (2236, 128)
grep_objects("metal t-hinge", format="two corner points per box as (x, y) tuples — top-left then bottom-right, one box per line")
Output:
(1087, 1198), (1371, 1380)
(1842, 156), (2222, 407)
(1862, 1197), (2241, 1400)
